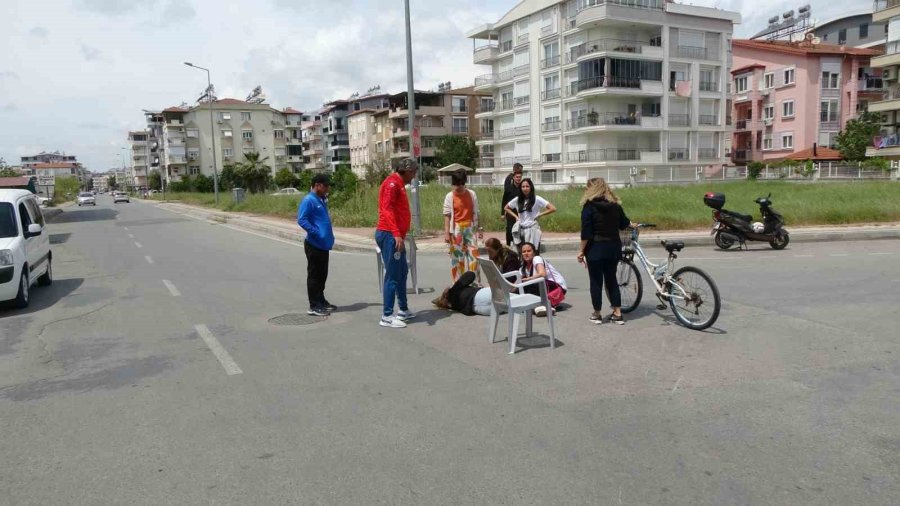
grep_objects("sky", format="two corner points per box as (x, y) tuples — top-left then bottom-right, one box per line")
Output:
(0, 0), (854, 172)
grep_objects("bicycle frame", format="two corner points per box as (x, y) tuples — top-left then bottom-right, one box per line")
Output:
(625, 228), (691, 303)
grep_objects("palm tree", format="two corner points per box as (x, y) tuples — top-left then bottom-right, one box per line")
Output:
(236, 152), (272, 193)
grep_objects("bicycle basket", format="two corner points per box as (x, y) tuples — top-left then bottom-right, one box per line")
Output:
(620, 229), (633, 246)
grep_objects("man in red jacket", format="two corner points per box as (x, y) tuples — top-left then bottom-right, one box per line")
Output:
(376, 158), (419, 328)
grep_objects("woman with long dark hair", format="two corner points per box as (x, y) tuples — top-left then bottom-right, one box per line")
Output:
(576, 177), (632, 325)
(519, 242), (566, 317)
(484, 237), (521, 274)
(504, 178), (555, 251)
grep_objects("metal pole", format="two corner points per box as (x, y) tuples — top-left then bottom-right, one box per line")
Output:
(185, 62), (220, 204)
(404, 0), (422, 235)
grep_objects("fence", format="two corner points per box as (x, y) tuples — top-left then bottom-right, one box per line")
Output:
(754, 162), (899, 181)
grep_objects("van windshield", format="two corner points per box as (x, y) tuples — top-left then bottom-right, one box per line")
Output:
(0, 203), (17, 238)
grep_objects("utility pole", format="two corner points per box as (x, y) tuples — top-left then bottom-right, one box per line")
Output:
(184, 62), (220, 204)
(404, 0), (422, 235)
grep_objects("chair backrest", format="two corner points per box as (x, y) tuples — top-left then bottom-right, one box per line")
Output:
(477, 258), (512, 306)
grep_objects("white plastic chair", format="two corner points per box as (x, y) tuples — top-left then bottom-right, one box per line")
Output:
(375, 235), (419, 294)
(477, 258), (557, 354)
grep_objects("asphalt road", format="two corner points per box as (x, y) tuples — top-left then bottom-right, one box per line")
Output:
(1, 196), (899, 505)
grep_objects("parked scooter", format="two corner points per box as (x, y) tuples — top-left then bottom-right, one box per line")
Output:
(704, 192), (790, 250)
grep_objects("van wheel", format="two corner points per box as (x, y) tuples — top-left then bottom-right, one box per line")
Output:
(38, 258), (52, 286)
(13, 271), (29, 309)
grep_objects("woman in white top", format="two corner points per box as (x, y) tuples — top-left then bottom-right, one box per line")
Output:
(519, 241), (567, 316)
(504, 178), (556, 251)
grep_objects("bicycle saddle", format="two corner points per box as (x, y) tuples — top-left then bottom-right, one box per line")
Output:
(662, 240), (685, 253)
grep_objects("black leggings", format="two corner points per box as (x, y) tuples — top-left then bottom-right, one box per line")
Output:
(587, 258), (620, 311)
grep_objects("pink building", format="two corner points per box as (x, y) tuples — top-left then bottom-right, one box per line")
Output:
(729, 39), (881, 164)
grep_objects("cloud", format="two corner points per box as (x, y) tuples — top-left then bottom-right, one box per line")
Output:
(0, 71), (19, 80)
(1, 103), (16, 112)
(74, 0), (152, 15)
(80, 43), (102, 61)
(29, 26), (48, 38)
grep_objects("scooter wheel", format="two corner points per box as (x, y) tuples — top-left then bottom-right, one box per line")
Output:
(770, 231), (789, 250)
(715, 231), (734, 250)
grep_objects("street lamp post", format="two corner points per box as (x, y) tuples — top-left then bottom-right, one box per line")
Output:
(184, 62), (220, 204)
(404, 0), (422, 235)
(120, 147), (129, 192)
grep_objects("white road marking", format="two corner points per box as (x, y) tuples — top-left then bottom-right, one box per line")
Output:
(829, 254), (849, 257)
(868, 252), (893, 256)
(128, 234), (135, 239)
(134, 242), (143, 248)
(123, 226), (129, 231)
(793, 254), (813, 258)
(145, 256), (154, 264)
(671, 376), (683, 394)
(162, 279), (181, 297)
(194, 324), (243, 376)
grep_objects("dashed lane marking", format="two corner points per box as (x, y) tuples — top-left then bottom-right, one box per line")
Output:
(134, 242), (143, 248)
(194, 324), (243, 376)
(145, 256), (154, 264)
(162, 279), (181, 297)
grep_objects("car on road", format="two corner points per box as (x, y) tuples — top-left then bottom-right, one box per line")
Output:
(36, 196), (51, 207)
(113, 192), (130, 204)
(0, 189), (52, 309)
(76, 192), (96, 206)
(271, 188), (302, 196)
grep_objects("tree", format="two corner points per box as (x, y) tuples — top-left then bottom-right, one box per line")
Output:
(219, 164), (236, 191)
(194, 174), (214, 193)
(148, 169), (162, 190)
(0, 167), (18, 177)
(274, 167), (298, 189)
(54, 177), (81, 203)
(235, 152), (272, 193)
(108, 175), (117, 190)
(835, 111), (882, 161)
(363, 152), (392, 185)
(434, 135), (479, 169)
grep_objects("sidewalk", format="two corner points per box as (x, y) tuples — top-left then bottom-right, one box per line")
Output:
(154, 201), (900, 254)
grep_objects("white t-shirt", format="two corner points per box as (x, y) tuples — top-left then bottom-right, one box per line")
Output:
(507, 195), (549, 227)
(531, 255), (567, 291)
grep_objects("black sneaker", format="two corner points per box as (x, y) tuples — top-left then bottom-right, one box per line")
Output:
(307, 307), (330, 317)
(589, 310), (603, 324)
(605, 313), (625, 325)
(323, 301), (338, 312)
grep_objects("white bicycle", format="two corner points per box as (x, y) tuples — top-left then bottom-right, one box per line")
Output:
(616, 224), (721, 330)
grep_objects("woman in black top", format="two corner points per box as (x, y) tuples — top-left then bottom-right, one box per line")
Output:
(576, 177), (631, 325)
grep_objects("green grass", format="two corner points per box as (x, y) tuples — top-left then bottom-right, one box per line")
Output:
(152, 180), (900, 232)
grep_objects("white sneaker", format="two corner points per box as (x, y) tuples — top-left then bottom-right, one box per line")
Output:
(379, 316), (407, 328)
(396, 310), (416, 321)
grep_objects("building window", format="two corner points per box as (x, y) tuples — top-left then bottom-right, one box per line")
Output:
(222, 129), (232, 137)
(219, 112), (231, 120)
(451, 96), (467, 113)
(822, 72), (840, 89)
(860, 23), (869, 38)
(274, 130), (284, 139)
(764, 105), (774, 120)
(186, 128), (199, 138)
(783, 68), (795, 85)
(764, 73), (774, 89)
(782, 133), (793, 149)
(223, 148), (233, 158)
(189, 166), (200, 175)
(820, 99), (839, 122)
(735, 76), (748, 93)
(763, 136), (772, 150)
(782, 100), (795, 118)
(188, 148), (200, 160)
(823, 33), (829, 41)
(452, 117), (469, 134)
(242, 130), (253, 140)
(241, 112), (251, 121)
(838, 28), (847, 44)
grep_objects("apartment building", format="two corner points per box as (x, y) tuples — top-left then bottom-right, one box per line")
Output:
(319, 94), (390, 171)
(92, 175), (109, 193)
(301, 118), (326, 171)
(867, 0), (900, 158)
(20, 151), (80, 174)
(128, 130), (152, 188)
(730, 39), (880, 164)
(348, 109), (393, 177)
(469, 0), (738, 185)
(813, 11), (886, 49)
(283, 108), (305, 173)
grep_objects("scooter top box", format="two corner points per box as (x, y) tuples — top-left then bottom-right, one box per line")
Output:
(703, 192), (725, 210)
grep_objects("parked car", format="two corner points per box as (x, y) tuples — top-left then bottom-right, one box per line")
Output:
(0, 190), (52, 309)
(36, 196), (51, 207)
(76, 192), (96, 206)
(271, 188), (302, 196)
(113, 192), (130, 204)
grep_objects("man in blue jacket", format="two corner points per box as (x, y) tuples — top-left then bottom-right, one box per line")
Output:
(297, 174), (336, 316)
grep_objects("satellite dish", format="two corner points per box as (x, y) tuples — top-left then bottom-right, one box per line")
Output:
(768, 16), (779, 25)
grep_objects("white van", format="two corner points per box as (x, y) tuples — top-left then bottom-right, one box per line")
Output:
(0, 190), (52, 308)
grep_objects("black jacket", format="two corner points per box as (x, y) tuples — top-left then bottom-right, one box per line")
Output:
(501, 173), (518, 216)
(449, 271), (480, 315)
(581, 198), (629, 260)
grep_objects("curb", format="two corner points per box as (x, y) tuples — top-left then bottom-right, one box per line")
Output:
(157, 202), (900, 254)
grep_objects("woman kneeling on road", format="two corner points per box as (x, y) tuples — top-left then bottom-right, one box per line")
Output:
(519, 242), (566, 316)
(484, 237), (521, 274)
(576, 177), (632, 325)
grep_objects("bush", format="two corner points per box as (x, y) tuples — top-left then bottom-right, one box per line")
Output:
(274, 168), (298, 190)
(794, 160), (816, 178)
(865, 157), (891, 172)
(747, 161), (765, 180)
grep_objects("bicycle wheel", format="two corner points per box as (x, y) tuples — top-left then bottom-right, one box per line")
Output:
(615, 260), (642, 313)
(667, 266), (721, 330)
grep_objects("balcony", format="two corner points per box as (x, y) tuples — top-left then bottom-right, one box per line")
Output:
(495, 126), (531, 139)
(873, 0), (900, 22)
(541, 55), (561, 69)
(516, 33), (529, 47)
(542, 120), (561, 133)
(732, 149), (750, 161)
(667, 148), (690, 161)
(698, 114), (719, 126)
(673, 45), (718, 60)
(388, 105), (446, 119)
(859, 77), (885, 93)
(699, 81), (719, 92)
(543, 153), (562, 163)
(867, 132), (900, 156)
(566, 147), (659, 163)
(515, 95), (530, 108)
(668, 114), (691, 127)
(542, 88), (562, 101)
(872, 41), (900, 67)
(451, 105), (468, 114)
(698, 148), (718, 159)
(474, 42), (500, 64)
(734, 119), (758, 132)
(567, 112), (643, 130)
(867, 87), (900, 112)
(475, 131), (495, 141)
(574, 0), (664, 29)
(569, 76), (642, 94)
(567, 38), (663, 63)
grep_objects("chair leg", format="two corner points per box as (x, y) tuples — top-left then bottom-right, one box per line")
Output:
(489, 306), (499, 344)
(526, 311), (533, 337)
(508, 312), (519, 354)
(546, 306), (556, 350)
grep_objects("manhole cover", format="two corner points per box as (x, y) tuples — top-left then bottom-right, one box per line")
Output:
(268, 313), (324, 326)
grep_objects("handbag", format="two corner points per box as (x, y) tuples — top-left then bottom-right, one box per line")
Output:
(543, 261), (565, 307)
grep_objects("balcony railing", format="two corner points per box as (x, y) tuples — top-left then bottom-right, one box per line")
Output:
(452, 127), (468, 134)
(568, 38), (658, 62)
(668, 148), (689, 161)
(500, 40), (513, 52)
(476, 101), (496, 113)
(541, 55), (561, 69)
(699, 80), (719, 92)
(543, 153), (562, 162)
(451, 105), (468, 113)
(859, 77), (885, 91)
(819, 112), (839, 123)
(567, 147), (657, 163)
(495, 99), (515, 112)
(495, 127), (530, 139)
(733, 149), (749, 160)
(675, 45), (716, 60)
(475, 131), (494, 140)
(567, 112), (642, 129)
(669, 114), (691, 126)
(874, 0), (900, 11)
(542, 88), (561, 100)
(698, 114), (718, 126)
(698, 148), (718, 159)
(515, 95), (530, 107)
(542, 120), (561, 132)
(473, 41), (500, 59)
(735, 119), (757, 131)
(575, 0), (664, 12)
(568, 76), (644, 94)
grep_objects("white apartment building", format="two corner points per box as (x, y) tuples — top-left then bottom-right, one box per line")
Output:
(867, 0), (900, 158)
(469, 0), (739, 185)
(128, 130), (152, 188)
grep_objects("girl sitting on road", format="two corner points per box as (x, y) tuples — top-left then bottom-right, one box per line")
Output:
(519, 242), (567, 316)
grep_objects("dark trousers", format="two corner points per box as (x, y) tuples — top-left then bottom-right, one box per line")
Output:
(505, 216), (516, 246)
(304, 240), (329, 309)
(587, 258), (620, 311)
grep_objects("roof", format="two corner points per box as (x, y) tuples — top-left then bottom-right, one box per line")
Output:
(347, 108), (378, 118)
(731, 63), (766, 75)
(774, 146), (843, 162)
(733, 39), (881, 57)
(163, 106), (189, 113)
(437, 163), (474, 173)
(283, 107), (303, 114)
(31, 163), (79, 169)
(814, 11), (873, 32)
(214, 98), (248, 105)
(0, 178), (33, 188)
